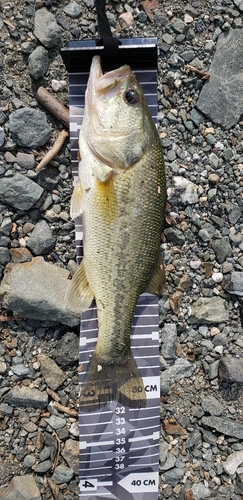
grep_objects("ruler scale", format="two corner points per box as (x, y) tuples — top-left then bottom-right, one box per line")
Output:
(61, 38), (161, 500)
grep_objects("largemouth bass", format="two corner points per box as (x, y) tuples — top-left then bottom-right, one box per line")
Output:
(66, 55), (166, 411)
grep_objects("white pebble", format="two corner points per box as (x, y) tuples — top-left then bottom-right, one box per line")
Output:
(51, 79), (67, 92)
(190, 260), (201, 270)
(214, 345), (224, 354)
(212, 272), (223, 283)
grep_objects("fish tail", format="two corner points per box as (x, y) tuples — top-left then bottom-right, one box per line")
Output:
(79, 350), (146, 411)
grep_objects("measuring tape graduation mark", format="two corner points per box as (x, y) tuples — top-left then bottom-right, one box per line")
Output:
(62, 37), (161, 500)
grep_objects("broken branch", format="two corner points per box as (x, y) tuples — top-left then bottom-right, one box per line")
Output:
(53, 401), (78, 417)
(36, 86), (69, 128)
(35, 129), (69, 172)
(186, 65), (210, 80)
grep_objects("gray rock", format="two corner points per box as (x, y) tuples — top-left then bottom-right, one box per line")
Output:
(223, 450), (243, 475)
(161, 466), (185, 486)
(45, 415), (66, 430)
(208, 360), (219, 380)
(33, 460), (53, 473)
(202, 416), (243, 439)
(28, 46), (49, 80)
(16, 152), (35, 170)
(23, 455), (36, 469)
(201, 395), (223, 416)
(0, 257), (80, 327)
(227, 205), (242, 224)
(164, 227), (185, 246)
(190, 108), (204, 126)
(34, 8), (62, 49)
(189, 297), (229, 324)
(4, 385), (48, 409)
(160, 358), (195, 394)
(62, 439), (79, 476)
(0, 173), (43, 210)
(0, 402), (13, 417)
(9, 108), (51, 148)
(212, 236), (232, 263)
(63, 2), (82, 17)
(219, 356), (243, 384)
(197, 29), (243, 128)
(161, 323), (177, 361)
(198, 223), (215, 242)
(38, 354), (66, 390)
(11, 364), (30, 379)
(0, 474), (41, 499)
(26, 220), (55, 255)
(0, 127), (5, 146)
(51, 464), (74, 484)
(159, 451), (176, 471)
(159, 439), (168, 464)
(233, 0), (243, 11)
(186, 429), (202, 448)
(191, 482), (211, 499)
(0, 247), (10, 265)
(54, 332), (79, 366)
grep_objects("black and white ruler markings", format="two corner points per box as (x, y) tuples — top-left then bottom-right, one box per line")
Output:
(67, 41), (161, 499)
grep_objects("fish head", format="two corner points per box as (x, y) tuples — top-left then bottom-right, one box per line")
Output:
(82, 55), (155, 172)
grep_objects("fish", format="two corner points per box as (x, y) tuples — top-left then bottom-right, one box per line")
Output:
(66, 55), (166, 411)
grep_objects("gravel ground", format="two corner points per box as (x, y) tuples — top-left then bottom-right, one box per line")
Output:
(1, 0), (243, 499)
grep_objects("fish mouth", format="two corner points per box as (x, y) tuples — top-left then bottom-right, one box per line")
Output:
(90, 55), (132, 95)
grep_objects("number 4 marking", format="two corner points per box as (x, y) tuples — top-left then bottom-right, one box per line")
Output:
(80, 479), (97, 491)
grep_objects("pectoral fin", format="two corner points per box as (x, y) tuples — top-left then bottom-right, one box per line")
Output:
(65, 260), (94, 314)
(70, 179), (84, 219)
(146, 252), (166, 296)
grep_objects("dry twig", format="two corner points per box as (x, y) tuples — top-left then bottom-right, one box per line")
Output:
(186, 64), (210, 80)
(52, 430), (61, 471)
(36, 86), (69, 127)
(35, 129), (69, 172)
(53, 401), (78, 417)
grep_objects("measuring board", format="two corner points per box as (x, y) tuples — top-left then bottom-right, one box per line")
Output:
(61, 38), (161, 500)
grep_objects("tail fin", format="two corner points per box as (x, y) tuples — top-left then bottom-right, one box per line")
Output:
(79, 350), (146, 412)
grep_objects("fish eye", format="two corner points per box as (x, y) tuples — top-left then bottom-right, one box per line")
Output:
(124, 89), (140, 105)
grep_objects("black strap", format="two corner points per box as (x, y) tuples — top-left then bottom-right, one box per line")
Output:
(95, 0), (120, 71)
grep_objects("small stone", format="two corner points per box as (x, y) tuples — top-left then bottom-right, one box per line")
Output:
(161, 323), (177, 360)
(186, 429), (202, 448)
(28, 46), (49, 80)
(191, 482), (211, 500)
(10, 248), (32, 263)
(0, 402), (13, 416)
(51, 79), (67, 92)
(202, 416), (243, 439)
(54, 332), (79, 366)
(38, 354), (66, 390)
(164, 227), (185, 246)
(4, 385), (48, 409)
(45, 415), (66, 430)
(26, 220), (55, 255)
(161, 467), (185, 486)
(160, 452), (176, 471)
(201, 395), (223, 416)
(223, 450), (243, 475)
(63, 2), (82, 17)
(9, 108), (51, 148)
(0, 173), (43, 210)
(212, 237), (232, 263)
(34, 8), (62, 48)
(51, 465), (74, 484)
(33, 460), (53, 473)
(211, 272), (223, 283)
(23, 454), (36, 468)
(189, 296), (229, 324)
(160, 358), (195, 394)
(219, 356), (243, 384)
(16, 152), (36, 170)
(0, 474), (41, 499)
(118, 11), (134, 27)
(62, 439), (79, 475)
